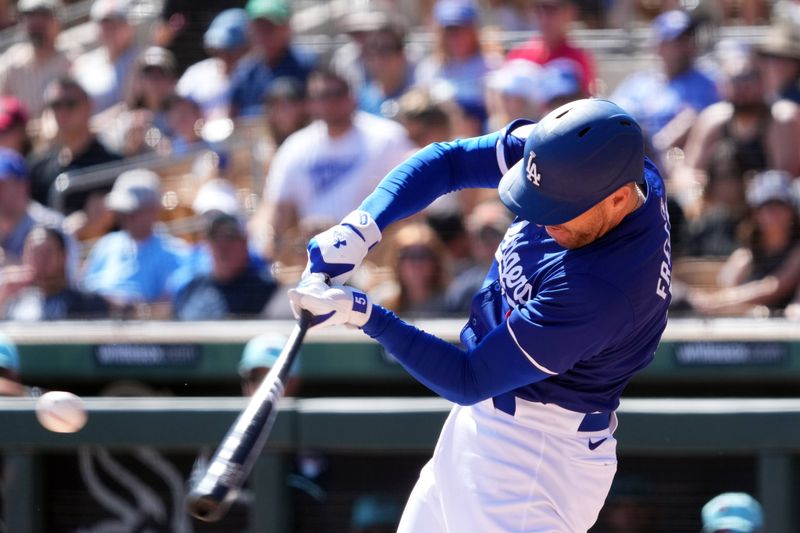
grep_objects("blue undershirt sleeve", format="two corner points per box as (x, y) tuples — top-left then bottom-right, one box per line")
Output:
(361, 305), (550, 405)
(359, 128), (525, 230)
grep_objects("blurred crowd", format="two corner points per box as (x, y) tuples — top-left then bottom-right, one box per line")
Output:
(0, 0), (800, 322)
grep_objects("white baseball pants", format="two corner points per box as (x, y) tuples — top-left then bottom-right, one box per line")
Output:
(397, 397), (618, 533)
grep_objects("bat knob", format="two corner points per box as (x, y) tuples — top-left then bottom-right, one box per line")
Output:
(187, 492), (230, 523)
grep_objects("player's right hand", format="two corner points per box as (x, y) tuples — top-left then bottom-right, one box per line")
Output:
(288, 274), (373, 329)
(303, 210), (381, 285)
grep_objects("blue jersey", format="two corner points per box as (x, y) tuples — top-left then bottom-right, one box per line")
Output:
(463, 160), (671, 412)
(358, 122), (672, 414)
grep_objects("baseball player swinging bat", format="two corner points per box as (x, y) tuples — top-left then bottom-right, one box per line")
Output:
(186, 310), (312, 522)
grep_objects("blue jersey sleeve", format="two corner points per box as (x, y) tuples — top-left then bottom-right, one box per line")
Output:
(359, 120), (530, 230)
(506, 274), (635, 374)
(361, 304), (549, 405)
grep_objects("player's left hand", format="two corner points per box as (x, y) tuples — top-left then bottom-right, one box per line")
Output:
(288, 275), (372, 329)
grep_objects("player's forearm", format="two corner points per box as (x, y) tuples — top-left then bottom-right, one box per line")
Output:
(359, 133), (505, 230)
(361, 305), (547, 404)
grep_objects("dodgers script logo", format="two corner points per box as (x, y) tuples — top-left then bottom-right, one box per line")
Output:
(526, 151), (541, 187)
(497, 221), (535, 306)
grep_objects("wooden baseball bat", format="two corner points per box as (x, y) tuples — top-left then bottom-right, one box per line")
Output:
(186, 310), (312, 522)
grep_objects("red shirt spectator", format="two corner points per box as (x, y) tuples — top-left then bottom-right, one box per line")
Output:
(505, 0), (596, 95)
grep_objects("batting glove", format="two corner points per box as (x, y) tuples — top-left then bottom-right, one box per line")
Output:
(303, 210), (381, 285)
(288, 275), (373, 329)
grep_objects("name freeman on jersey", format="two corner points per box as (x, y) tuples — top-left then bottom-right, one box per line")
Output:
(656, 196), (672, 300)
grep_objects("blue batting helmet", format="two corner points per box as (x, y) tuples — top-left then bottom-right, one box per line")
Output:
(499, 98), (644, 226)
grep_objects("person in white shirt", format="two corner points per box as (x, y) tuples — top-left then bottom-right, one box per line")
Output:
(260, 68), (414, 260)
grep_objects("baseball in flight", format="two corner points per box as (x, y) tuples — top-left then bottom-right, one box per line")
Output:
(35, 391), (88, 433)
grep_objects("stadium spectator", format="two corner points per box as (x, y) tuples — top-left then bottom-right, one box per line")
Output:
(152, 0), (245, 76)
(330, 3), (396, 96)
(0, 0), (70, 120)
(0, 226), (108, 320)
(505, 0), (596, 96)
(28, 77), (122, 216)
(71, 0), (141, 115)
(176, 7), (251, 120)
(358, 22), (417, 118)
(0, 97), (31, 156)
(97, 47), (179, 157)
(701, 492), (764, 533)
(611, 10), (719, 161)
(756, 18), (800, 104)
(173, 213), (277, 320)
(483, 0), (536, 31)
(394, 88), (453, 147)
(371, 222), (451, 318)
(425, 205), (473, 276)
(594, 473), (657, 533)
(0, 149), (63, 266)
(261, 77), (309, 148)
(687, 170), (800, 317)
(82, 169), (188, 316)
(445, 200), (512, 314)
(349, 492), (404, 533)
(245, 76), (309, 203)
(485, 59), (542, 130)
(164, 94), (206, 155)
(0, 333), (24, 396)
(414, 0), (500, 127)
(229, 0), (315, 117)
(238, 332), (300, 396)
(677, 45), (800, 257)
(259, 68), (413, 261)
(537, 58), (584, 114)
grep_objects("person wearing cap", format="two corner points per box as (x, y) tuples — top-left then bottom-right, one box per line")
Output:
(414, 0), (501, 130)
(756, 18), (800, 104)
(0, 333), (24, 396)
(394, 87), (453, 148)
(485, 59), (543, 131)
(288, 98), (671, 531)
(82, 169), (188, 313)
(153, 0), (245, 76)
(611, 9), (719, 160)
(329, 2), (399, 97)
(701, 492), (764, 533)
(228, 0), (316, 117)
(0, 225), (109, 320)
(0, 0), (70, 119)
(28, 76), (122, 217)
(688, 169), (800, 317)
(262, 76), (309, 147)
(176, 8), (251, 120)
(238, 332), (300, 396)
(172, 212), (277, 320)
(0, 147), (64, 266)
(71, 0), (141, 115)
(506, 0), (596, 97)
(0, 96), (31, 155)
(349, 492), (403, 533)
